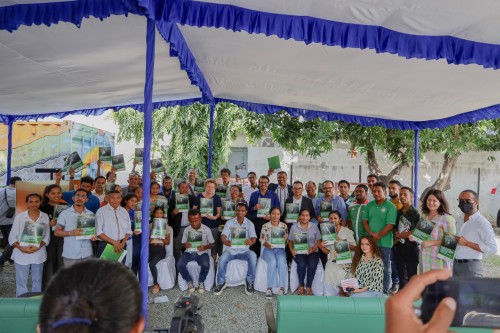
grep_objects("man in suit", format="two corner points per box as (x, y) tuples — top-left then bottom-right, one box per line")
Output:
(267, 170), (293, 214)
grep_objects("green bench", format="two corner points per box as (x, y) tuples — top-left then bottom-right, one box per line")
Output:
(0, 297), (40, 333)
(266, 296), (493, 333)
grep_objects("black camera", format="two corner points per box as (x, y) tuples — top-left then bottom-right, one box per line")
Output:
(170, 295), (204, 333)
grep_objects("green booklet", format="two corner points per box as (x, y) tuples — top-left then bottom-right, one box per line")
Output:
(437, 232), (457, 263)
(320, 222), (337, 245)
(75, 214), (96, 240)
(285, 203), (299, 223)
(186, 229), (203, 252)
(19, 221), (44, 247)
(319, 201), (333, 218)
(318, 181), (325, 198)
(135, 148), (144, 163)
(175, 194), (189, 213)
(200, 197), (213, 216)
(149, 198), (168, 216)
(134, 211), (142, 232)
(100, 243), (127, 262)
(151, 159), (164, 173)
(230, 226), (247, 248)
(270, 226), (286, 248)
(194, 178), (205, 193)
(267, 155), (281, 170)
(222, 200), (236, 219)
(334, 239), (352, 264)
(412, 219), (434, 244)
(293, 232), (308, 254)
(397, 215), (412, 244)
(151, 218), (167, 239)
(111, 154), (126, 171)
(62, 151), (85, 173)
(53, 204), (69, 221)
(99, 147), (112, 162)
(257, 198), (271, 217)
(216, 184), (227, 199)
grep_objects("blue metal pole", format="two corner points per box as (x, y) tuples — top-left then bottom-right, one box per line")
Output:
(207, 103), (215, 178)
(140, 18), (155, 320)
(6, 117), (13, 186)
(413, 130), (419, 207)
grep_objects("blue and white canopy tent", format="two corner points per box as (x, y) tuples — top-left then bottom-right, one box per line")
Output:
(2, 0), (500, 318)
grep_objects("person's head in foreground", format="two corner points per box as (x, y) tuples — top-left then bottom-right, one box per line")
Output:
(38, 259), (144, 333)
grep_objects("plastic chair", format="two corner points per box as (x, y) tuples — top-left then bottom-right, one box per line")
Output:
(148, 226), (176, 290)
(178, 255), (215, 291)
(254, 250), (289, 294)
(289, 260), (324, 295)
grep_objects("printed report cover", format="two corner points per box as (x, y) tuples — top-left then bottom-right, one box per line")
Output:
(151, 159), (164, 173)
(134, 211), (142, 232)
(437, 232), (458, 263)
(222, 200), (236, 219)
(100, 243), (127, 262)
(151, 218), (167, 239)
(216, 184), (227, 199)
(135, 148), (144, 163)
(62, 152), (85, 173)
(267, 156), (281, 170)
(319, 201), (333, 218)
(334, 239), (352, 264)
(75, 214), (96, 240)
(53, 205), (69, 221)
(230, 226), (247, 248)
(175, 194), (189, 212)
(200, 197), (213, 216)
(270, 226), (286, 248)
(194, 178), (206, 193)
(186, 229), (203, 252)
(320, 222), (337, 245)
(257, 198), (271, 217)
(99, 147), (112, 162)
(397, 215), (412, 244)
(412, 219), (435, 244)
(285, 203), (299, 223)
(19, 221), (44, 247)
(293, 232), (308, 254)
(111, 154), (126, 171)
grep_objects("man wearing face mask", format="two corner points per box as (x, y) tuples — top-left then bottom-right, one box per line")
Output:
(454, 190), (497, 277)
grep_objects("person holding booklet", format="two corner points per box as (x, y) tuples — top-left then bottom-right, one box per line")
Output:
(121, 193), (141, 275)
(54, 188), (96, 268)
(169, 181), (196, 260)
(149, 207), (170, 294)
(347, 184), (369, 242)
(288, 209), (321, 296)
(214, 203), (257, 296)
(9, 193), (50, 297)
(348, 235), (384, 297)
(196, 179), (222, 262)
(39, 184), (65, 290)
(177, 209), (214, 293)
(320, 210), (356, 296)
(55, 170), (100, 214)
(412, 189), (456, 273)
(260, 207), (289, 299)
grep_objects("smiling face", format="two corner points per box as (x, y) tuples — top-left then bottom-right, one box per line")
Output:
(322, 181), (334, 197)
(46, 187), (62, 204)
(367, 176), (378, 190)
(126, 197), (138, 210)
(270, 207), (281, 223)
(399, 188), (412, 205)
(306, 182), (316, 198)
(360, 238), (373, 255)
(188, 213), (201, 229)
(26, 195), (41, 211)
(372, 185), (386, 202)
(298, 210), (310, 224)
(292, 183), (303, 198)
(150, 183), (160, 196)
(277, 173), (287, 187)
(205, 182), (216, 196)
(328, 212), (341, 227)
(108, 193), (122, 209)
(426, 194), (441, 213)
(259, 177), (269, 192)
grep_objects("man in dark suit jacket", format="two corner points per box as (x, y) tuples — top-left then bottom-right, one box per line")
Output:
(168, 181), (196, 260)
(267, 170), (293, 214)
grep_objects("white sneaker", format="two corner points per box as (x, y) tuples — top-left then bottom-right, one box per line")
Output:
(198, 282), (205, 294)
(188, 281), (195, 293)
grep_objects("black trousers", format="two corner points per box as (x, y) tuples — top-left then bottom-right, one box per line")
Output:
(395, 242), (419, 289)
(251, 218), (266, 258)
(42, 231), (64, 290)
(149, 244), (166, 285)
(0, 224), (12, 248)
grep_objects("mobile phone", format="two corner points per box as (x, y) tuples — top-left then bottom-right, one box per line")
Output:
(421, 277), (500, 328)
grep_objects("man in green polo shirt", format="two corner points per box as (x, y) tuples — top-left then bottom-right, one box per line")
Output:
(347, 184), (369, 242)
(362, 182), (397, 295)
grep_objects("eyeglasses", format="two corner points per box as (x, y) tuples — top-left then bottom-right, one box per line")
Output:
(75, 194), (87, 199)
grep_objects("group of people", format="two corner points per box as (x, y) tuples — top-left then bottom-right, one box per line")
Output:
(0, 165), (497, 301)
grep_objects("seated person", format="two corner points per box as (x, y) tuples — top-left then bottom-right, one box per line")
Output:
(288, 209), (321, 296)
(348, 235), (384, 297)
(38, 259), (144, 333)
(176, 209), (215, 294)
(319, 210), (356, 296)
(213, 203), (257, 296)
(260, 207), (288, 299)
(149, 207), (170, 294)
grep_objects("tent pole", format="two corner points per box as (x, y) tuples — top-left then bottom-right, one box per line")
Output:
(413, 130), (419, 207)
(140, 18), (156, 320)
(207, 103), (215, 178)
(6, 117), (13, 186)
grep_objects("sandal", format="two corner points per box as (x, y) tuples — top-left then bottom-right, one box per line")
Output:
(296, 286), (305, 295)
(305, 288), (313, 296)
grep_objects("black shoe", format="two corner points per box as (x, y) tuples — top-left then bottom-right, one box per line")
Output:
(213, 283), (227, 296)
(245, 280), (254, 295)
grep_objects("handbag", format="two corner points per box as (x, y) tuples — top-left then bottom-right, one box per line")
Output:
(3, 189), (15, 218)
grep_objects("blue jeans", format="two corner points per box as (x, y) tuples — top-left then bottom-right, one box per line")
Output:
(216, 250), (257, 286)
(262, 247), (287, 289)
(391, 246), (399, 285)
(351, 290), (385, 298)
(15, 262), (43, 297)
(177, 252), (210, 283)
(294, 251), (319, 288)
(380, 247), (391, 294)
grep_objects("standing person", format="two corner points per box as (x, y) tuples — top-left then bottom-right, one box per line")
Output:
(149, 181), (167, 203)
(220, 168), (232, 198)
(95, 191), (131, 260)
(338, 180), (354, 208)
(177, 209), (214, 294)
(54, 188), (95, 267)
(92, 176), (107, 204)
(9, 193), (50, 297)
(453, 190), (497, 277)
(149, 207), (170, 294)
(242, 172), (259, 203)
(229, 184), (247, 205)
(288, 209), (321, 296)
(0, 176), (22, 266)
(121, 172), (141, 197)
(267, 170), (293, 215)
(187, 168), (198, 196)
(305, 181), (318, 201)
(39, 184), (65, 290)
(160, 176), (175, 201)
(196, 179), (222, 263)
(388, 179), (402, 294)
(347, 184), (369, 242)
(416, 189), (456, 273)
(248, 176), (280, 258)
(121, 193), (141, 275)
(260, 207), (288, 299)
(56, 170), (100, 214)
(394, 187), (420, 290)
(366, 174), (379, 202)
(169, 181), (196, 261)
(283, 181), (315, 224)
(362, 182), (397, 295)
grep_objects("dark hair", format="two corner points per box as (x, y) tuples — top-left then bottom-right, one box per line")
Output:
(150, 181), (160, 190)
(259, 175), (270, 183)
(355, 184), (368, 192)
(247, 171), (256, 177)
(151, 206), (164, 220)
(162, 176), (172, 182)
(108, 190), (121, 196)
(95, 176), (106, 183)
(292, 180), (303, 187)
(133, 186), (143, 194)
(220, 168), (231, 176)
(400, 186), (414, 195)
(298, 208), (311, 219)
(39, 259), (142, 333)
(328, 210), (342, 220)
(188, 208), (200, 216)
(367, 174), (379, 181)
(230, 184), (241, 192)
(373, 181), (387, 191)
(389, 180), (402, 188)
(322, 180), (334, 188)
(338, 180), (350, 188)
(277, 171), (287, 177)
(74, 188), (88, 197)
(121, 193), (138, 208)
(461, 189), (478, 200)
(421, 189), (450, 216)
(9, 176), (22, 185)
(306, 181), (316, 189)
(236, 202), (248, 211)
(177, 180), (188, 189)
(80, 176), (94, 186)
(351, 235), (382, 275)
(25, 192), (42, 203)
(105, 171), (113, 180)
(42, 184), (62, 206)
(270, 207), (281, 215)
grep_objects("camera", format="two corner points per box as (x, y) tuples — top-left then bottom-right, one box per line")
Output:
(170, 295), (204, 333)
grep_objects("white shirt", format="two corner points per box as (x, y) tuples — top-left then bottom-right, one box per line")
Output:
(292, 196), (303, 207)
(222, 217), (257, 254)
(57, 206), (94, 259)
(9, 210), (50, 265)
(455, 211), (497, 260)
(242, 184), (258, 203)
(276, 186), (289, 213)
(181, 224), (215, 255)
(91, 190), (106, 203)
(96, 204), (132, 241)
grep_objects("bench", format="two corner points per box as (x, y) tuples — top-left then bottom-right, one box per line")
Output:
(0, 297), (41, 333)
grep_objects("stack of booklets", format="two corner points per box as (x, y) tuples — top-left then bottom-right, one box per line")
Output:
(230, 226), (247, 248)
(151, 218), (167, 239)
(257, 198), (271, 217)
(75, 214), (96, 240)
(293, 232), (308, 254)
(334, 240), (352, 264)
(319, 201), (333, 219)
(270, 226), (286, 248)
(186, 229), (203, 252)
(412, 219), (435, 244)
(100, 243), (127, 262)
(175, 194), (189, 213)
(437, 232), (458, 263)
(320, 222), (336, 245)
(222, 200), (236, 219)
(285, 203), (299, 223)
(200, 197), (213, 216)
(19, 221), (44, 247)
(111, 154), (126, 171)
